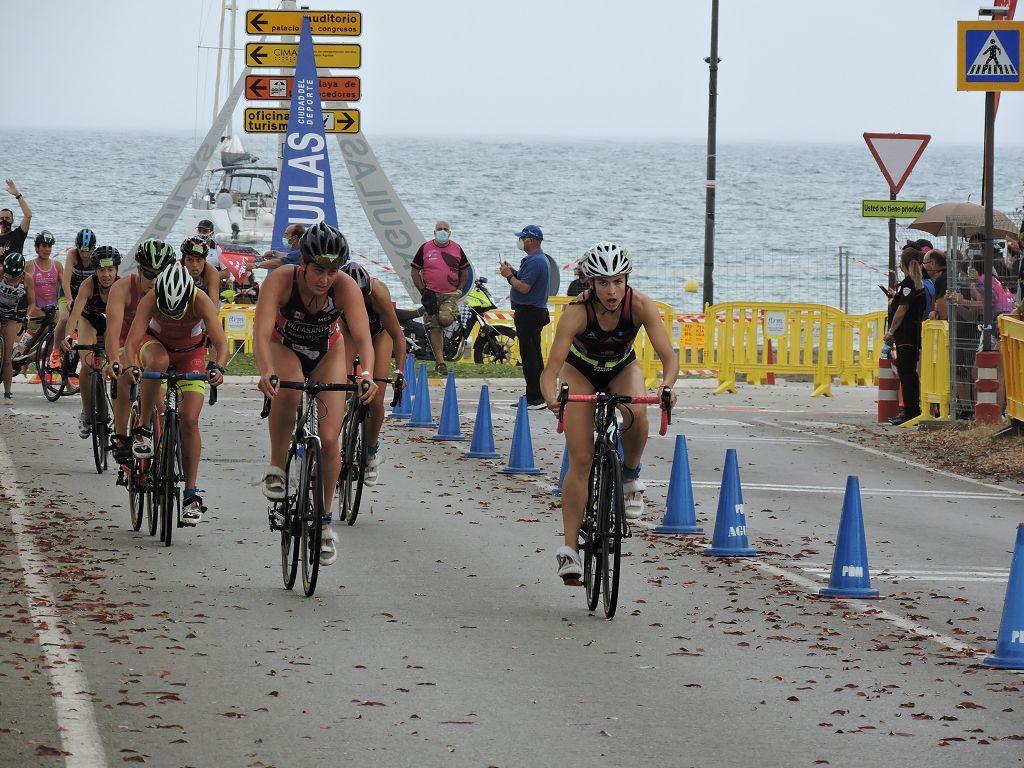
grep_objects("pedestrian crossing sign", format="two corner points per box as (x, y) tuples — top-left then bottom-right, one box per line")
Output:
(958, 21), (1024, 91)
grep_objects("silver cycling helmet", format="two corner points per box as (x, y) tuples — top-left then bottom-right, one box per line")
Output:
(154, 261), (196, 319)
(579, 242), (632, 278)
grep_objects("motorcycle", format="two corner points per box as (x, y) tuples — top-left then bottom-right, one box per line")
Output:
(397, 277), (517, 364)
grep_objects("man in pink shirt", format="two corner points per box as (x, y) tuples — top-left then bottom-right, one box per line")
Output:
(410, 220), (470, 376)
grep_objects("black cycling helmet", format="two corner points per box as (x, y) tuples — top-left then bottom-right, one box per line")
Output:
(2, 252), (25, 278)
(299, 222), (349, 268)
(135, 239), (176, 273)
(75, 228), (97, 251)
(339, 262), (372, 296)
(91, 245), (121, 270)
(180, 235), (210, 260)
(34, 230), (56, 248)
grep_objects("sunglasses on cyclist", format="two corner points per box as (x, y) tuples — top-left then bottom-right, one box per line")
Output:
(140, 266), (160, 280)
(306, 254), (343, 268)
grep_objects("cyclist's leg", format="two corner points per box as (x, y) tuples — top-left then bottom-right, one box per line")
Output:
(174, 346), (209, 499)
(112, 347), (135, 446)
(75, 321), (98, 422)
(309, 335), (348, 520)
(1, 319), (19, 397)
(265, 339), (303, 473)
(367, 330), (392, 449)
(134, 339), (169, 456)
(559, 364), (597, 550)
(609, 361), (648, 517)
(54, 298), (69, 347)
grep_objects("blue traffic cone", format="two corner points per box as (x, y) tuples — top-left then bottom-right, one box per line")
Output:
(551, 441), (570, 494)
(817, 476), (880, 598)
(432, 372), (465, 441)
(983, 523), (1024, 669)
(389, 355), (416, 418)
(654, 435), (704, 535)
(500, 396), (542, 474)
(704, 449), (758, 557)
(464, 385), (500, 458)
(405, 363), (434, 428)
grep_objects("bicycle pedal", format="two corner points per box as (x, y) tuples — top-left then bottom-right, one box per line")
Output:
(561, 576), (583, 588)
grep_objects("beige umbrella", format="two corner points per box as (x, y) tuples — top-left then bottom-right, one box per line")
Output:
(908, 201), (1018, 239)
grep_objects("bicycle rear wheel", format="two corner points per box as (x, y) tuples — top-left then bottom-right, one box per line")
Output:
(128, 459), (144, 531)
(599, 450), (625, 619)
(160, 415), (181, 547)
(280, 445), (301, 590)
(90, 372), (108, 473)
(342, 407), (367, 526)
(37, 330), (64, 402)
(583, 459), (602, 611)
(299, 439), (324, 596)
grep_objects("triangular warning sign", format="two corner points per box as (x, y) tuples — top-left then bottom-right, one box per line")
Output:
(863, 133), (931, 195)
(968, 32), (1019, 76)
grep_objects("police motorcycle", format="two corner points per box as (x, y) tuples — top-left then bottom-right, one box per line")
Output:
(397, 276), (517, 364)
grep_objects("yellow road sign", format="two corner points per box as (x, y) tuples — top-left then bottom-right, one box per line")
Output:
(246, 10), (362, 36)
(245, 43), (361, 69)
(861, 200), (927, 218)
(244, 107), (360, 134)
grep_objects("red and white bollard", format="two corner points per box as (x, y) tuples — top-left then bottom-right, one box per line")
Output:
(877, 356), (900, 422)
(975, 350), (1002, 425)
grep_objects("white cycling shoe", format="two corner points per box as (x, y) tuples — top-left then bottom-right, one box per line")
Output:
(364, 445), (381, 486)
(622, 479), (646, 520)
(555, 545), (583, 583)
(320, 529), (339, 566)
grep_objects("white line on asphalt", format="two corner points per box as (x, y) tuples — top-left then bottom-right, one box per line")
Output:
(636, 479), (1018, 500)
(649, 434), (824, 444)
(799, 563), (1010, 575)
(800, 569), (1008, 583)
(0, 435), (108, 768)
(756, 418), (1024, 498)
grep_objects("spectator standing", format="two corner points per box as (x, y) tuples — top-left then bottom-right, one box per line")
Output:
(258, 223), (305, 270)
(0, 179), (31, 259)
(410, 220), (470, 376)
(923, 250), (948, 320)
(500, 225), (550, 409)
(565, 260), (585, 297)
(885, 248), (927, 426)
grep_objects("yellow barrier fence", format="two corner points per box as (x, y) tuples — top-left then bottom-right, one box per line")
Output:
(219, 304), (257, 353)
(999, 313), (1024, 425)
(838, 311), (887, 386)
(900, 319), (950, 428)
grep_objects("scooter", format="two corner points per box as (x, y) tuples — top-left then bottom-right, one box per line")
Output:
(397, 277), (517, 364)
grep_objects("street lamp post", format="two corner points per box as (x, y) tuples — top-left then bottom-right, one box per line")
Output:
(702, 0), (720, 309)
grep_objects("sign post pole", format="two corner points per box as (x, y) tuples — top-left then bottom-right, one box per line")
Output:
(983, 90), (996, 352)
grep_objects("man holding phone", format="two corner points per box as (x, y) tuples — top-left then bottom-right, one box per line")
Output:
(411, 220), (470, 376)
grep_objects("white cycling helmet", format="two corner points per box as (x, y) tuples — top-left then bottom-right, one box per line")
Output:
(155, 262), (196, 318)
(579, 242), (632, 278)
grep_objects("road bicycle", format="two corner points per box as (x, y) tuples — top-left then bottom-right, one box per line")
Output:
(557, 383), (671, 619)
(140, 368), (218, 546)
(261, 375), (367, 597)
(70, 342), (113, 474)
(3, 307), (79, 400)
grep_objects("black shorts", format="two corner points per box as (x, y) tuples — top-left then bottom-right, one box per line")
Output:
(81, 311), (106, 338)
(275, 325), (340, 378)
(564, 349), (637, 391)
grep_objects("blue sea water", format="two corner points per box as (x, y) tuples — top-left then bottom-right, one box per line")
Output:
(3, 129), (1022, 313)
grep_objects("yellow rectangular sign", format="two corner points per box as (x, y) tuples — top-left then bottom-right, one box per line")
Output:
(957, 20), (1024, 91)
(246, 10), (362, 36)
(245, 43), (361, 69)
(244, 108), (360, 134)
(861, 200), (927, 218)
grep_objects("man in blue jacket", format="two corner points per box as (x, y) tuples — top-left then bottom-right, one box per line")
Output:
(500, 224), (550, 409)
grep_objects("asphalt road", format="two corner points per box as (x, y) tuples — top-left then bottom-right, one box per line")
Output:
(1, 378), (1023, 768)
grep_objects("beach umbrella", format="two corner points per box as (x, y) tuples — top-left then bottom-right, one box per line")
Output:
(908, 201), (1018, 239)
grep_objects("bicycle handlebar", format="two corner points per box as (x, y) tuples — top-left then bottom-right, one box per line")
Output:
(140, 371), (218, 405)
(556, 384), (671, 436)
(259, 375), (365, 419)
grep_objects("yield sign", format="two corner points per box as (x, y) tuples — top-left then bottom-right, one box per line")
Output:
(863, 133), (931, 195)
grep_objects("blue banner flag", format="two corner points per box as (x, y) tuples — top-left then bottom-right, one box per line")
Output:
(272, 14), (338, 247)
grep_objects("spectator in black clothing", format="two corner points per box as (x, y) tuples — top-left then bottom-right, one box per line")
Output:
(885, 248), (927, 426)
(565, 261), (585, 297)
(0, 180), (31, 259)
(923, 250), (948, 320)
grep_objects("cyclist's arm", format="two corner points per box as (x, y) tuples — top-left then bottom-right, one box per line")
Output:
(195, 290), (229, 369)
(633, 292), (678, 392)
(204, 263), (222, 310)
(124, 293), (157, 369)
(370, 280), (407, 374)
(24, 270), (40, 318)
(60, 252), (75, 302)
(252, 266), (289, 382)
(63, 278), (91, 344)
(104, 279), (127, 368)
(539, 306), (586, 407)
(334, 272), (375, 383)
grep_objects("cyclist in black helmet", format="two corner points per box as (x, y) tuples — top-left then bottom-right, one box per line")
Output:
(253, 222), (379, 567)
(55, 227), (97, 349)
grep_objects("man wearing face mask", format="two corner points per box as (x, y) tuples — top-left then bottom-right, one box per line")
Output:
(258, 223), (306, 271)
(411, 220), (470, 376)
(0, 179), (32, 259)
(500, 225), (551, 409)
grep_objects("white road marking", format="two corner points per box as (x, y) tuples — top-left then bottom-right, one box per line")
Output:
(649, 434), (823, 444)
(0, 435), (108, 768)
(634, 479), (1018, 500)
(800, 567), (1008, 584)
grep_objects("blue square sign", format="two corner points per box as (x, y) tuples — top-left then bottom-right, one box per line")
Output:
(964, 28), (1020, 83)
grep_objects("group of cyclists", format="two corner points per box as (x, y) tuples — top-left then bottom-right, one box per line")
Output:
(3, 216), (678, 586)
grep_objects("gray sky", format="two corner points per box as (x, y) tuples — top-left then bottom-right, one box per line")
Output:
(10, 0), (1024, 145)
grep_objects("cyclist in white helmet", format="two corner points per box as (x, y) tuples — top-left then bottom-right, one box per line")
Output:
(539, 242), (678, 583)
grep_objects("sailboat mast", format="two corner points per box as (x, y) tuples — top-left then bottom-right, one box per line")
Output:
(214, 0), (227, 122)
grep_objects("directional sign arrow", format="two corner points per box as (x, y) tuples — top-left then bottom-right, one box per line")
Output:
(250, 11), (267, 32)
(249, 45), (267, 66)
(337, 111), (356, 131)
(247, 79), (266, 98)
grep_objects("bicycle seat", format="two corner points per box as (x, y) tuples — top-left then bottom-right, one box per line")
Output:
(395, 307), (423, 322)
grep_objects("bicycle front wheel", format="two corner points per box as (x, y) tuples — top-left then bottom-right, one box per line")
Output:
(280, 445), (301, 590)
(160, 415), (181, 547)
(583, 459), (602, 612)
(343, 408), (367, 526)
(37, 331), (64, 402)
(298, 439), (324, 596)
(599, 450), (625, 619)
(128, 459), (144, 531)
(91, 372), (109, 474)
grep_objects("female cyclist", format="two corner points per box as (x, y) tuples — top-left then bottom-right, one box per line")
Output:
(125, 261), (228, 525)
(538, 243), (678, 583)
(338, 261), (407, 485)
(0, 253), (31, 401)
(62, 245), (120, 438)
(254, 222), (378, 566)
(55, 228), (97, 344)
(180, 236), (222, 307)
